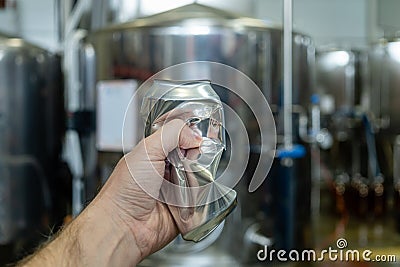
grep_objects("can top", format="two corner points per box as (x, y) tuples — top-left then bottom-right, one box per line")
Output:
(145, 79), (220, 101)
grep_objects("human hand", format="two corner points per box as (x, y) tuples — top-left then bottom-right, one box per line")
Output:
(94, 119), (202, 262)
(17, 119), (202, 267)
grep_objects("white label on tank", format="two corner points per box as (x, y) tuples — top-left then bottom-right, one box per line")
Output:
(96, 80), (138, 152)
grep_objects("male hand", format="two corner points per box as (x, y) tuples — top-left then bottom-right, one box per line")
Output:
(19, 119), (202, 267)
(95, 119), (202, 262)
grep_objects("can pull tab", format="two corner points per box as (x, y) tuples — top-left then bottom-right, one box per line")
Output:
(187, 117), (202, 126)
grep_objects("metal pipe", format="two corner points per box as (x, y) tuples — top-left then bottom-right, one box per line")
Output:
(12, 0), (22, 36)
(310, 100), (321, 240)
(54, 0), (62, 47)
(65, 0), (92, 39)
(283, 0), (293, 149)
(394, 136), (400, 187)
(63, 29), (87, 217)
(344, 56), (355, 111)
(62, 0), (90, 217)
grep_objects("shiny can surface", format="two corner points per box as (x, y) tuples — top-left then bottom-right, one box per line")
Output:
(142, 80), (237, 242)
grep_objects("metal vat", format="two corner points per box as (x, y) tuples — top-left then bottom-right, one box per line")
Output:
(369, 38), (400, 136)
(316, 49), (367, 115)
(315, 48), (376, 220)
(369, 38), (400, 228)
(0, 34), (64, 244)
(88, 3), (313, 108)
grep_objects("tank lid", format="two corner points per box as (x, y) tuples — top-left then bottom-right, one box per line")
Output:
(0, 32), (45, 50)
(0, 32), (21, 46)
(94, 3), (278, 34)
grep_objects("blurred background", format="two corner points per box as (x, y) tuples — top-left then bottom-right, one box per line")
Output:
(1, 0), (400, 266)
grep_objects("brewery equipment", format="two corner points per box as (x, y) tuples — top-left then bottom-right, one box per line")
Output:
(315, 48), (383, 218)
(72, 3), (314, 264)
(369, 38), (400, 136)
(0, 33), (66, 256)
(314, 46), (395, 240)
(369, 38), (400, 228)
(315, 48), (367, 175)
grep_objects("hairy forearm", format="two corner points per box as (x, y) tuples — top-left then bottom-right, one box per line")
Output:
(18, 200), (141, 267)
(17, 222), (80, 267)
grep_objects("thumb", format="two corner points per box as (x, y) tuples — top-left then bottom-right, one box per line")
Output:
(144, 119), (202, 161)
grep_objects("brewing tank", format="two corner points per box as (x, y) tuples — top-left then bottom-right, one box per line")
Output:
(315, 48), (369, 146)
(0, 34), (64, 244)
(316, 49), (366, 115)
(369, 38), (400, 137)
(88, 3), (313, 108)
(369, 38), (400, 226)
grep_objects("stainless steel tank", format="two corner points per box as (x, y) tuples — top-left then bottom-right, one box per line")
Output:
(315, 48), (375, 219)
(369, 38), (400, 137)
(88, 3), (313, 108)
(0, 33), (64, 245)
(369, 38), (400, 227)
(316, 49), (367, 115)
(315, 48), (368, 147)
(81, 3), (314, 265)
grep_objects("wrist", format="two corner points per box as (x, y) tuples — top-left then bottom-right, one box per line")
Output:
(74, 198), (142, 266)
